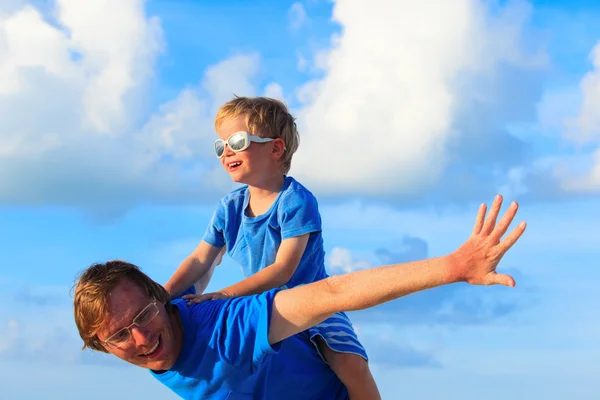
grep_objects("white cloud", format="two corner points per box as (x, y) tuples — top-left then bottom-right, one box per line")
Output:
(537, 88), (581, 135)
(0, 1), (162, 137)
(328, 236), (427, 274)
(327, 247), (371, 274)
(202, 53), (260, 115)
(288, 2), (309, 31)
(0, 1), (260, 215)
(291, 0), (545, 198)
(558, 148), (600, 192)
(139, 53), (261, 163)
(566, 41), (600, 144)
(0, 0), (555, 213)
(559, 41), (600, 192)
(263, 82), (285, 102)
(60, 0), (163, 134)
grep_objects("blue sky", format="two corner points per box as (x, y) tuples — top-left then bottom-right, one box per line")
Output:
(1, 0), (600, 398)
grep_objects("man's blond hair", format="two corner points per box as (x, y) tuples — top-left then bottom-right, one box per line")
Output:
(72, 260), (171, 353)
(215, 96), (300, 174)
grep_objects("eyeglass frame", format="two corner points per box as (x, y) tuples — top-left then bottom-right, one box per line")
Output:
(100, 298), (160, 350)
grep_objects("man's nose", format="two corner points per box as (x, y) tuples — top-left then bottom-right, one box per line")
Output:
(130, 325), (152, 345)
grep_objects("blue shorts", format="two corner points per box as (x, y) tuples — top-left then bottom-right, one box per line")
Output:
(308, 311), (368, 362)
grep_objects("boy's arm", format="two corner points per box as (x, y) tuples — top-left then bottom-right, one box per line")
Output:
(268, 196), (527, 344)
(186, 234), (310, 303)
(164, 240), (224, 298)
(221, 233), (310, 296)
(193, 247), (225, 294)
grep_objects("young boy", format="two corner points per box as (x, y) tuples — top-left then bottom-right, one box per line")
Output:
(164, 96), (380, 399)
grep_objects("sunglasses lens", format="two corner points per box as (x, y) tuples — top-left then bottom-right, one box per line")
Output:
(215, 140), (225, 157)
(228, 133), (247, 151)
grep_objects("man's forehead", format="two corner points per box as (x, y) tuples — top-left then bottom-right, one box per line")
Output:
(102, 280), (149, 333)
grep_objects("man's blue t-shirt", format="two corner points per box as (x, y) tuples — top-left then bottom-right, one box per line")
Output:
(150, 288), (348, 399)
(202, 176), (329, 288)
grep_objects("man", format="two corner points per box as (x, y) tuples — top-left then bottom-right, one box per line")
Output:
(73, 195), (526, 399)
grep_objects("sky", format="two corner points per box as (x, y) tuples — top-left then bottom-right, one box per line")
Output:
(1, 0), (600, 398)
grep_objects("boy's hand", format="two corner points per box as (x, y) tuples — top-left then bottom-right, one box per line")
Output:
(182, 291), (232, 306)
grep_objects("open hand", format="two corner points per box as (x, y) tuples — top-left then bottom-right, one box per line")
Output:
(182, 291), (232, 306)
(450, 194), (527, 287)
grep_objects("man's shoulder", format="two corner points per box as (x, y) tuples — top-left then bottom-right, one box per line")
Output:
(173, 291), (277, 327)
(171, 295), (229, 332)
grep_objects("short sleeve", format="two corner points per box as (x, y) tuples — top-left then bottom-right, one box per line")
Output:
(175, 285), (196, 299)
(202, 200), (226, 248)
(209, 289), (282, 369)
(278, 189), (322, 240)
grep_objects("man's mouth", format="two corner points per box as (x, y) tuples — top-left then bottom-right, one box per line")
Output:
(140, 336), (161, 358)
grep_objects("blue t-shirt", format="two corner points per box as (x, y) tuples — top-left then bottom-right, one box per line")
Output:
(150, 288), (348, 399)
(202, 176), (329, 288)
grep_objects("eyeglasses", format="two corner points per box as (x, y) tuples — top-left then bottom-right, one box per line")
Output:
(214, 131), (274, 158)
(101, 299), (160, 349)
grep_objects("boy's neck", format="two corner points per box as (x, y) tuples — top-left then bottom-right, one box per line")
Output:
(247, 174), (286, 198)
(245, 174), (286, 217)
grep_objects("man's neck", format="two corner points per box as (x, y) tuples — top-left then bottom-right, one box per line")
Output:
(170, 305), (184, 360)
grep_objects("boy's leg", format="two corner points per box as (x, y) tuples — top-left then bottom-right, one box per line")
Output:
(316, 337), (381, 400)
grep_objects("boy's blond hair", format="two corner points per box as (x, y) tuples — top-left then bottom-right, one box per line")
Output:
(215, 96), (299, 174)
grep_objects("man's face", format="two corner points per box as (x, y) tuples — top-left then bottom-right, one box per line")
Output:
(96, 279), (182, 370)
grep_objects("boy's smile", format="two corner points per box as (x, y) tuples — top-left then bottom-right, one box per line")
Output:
(227, 161), (242, 169)
(216, 116), (278, 185)
(226, 160), (243, 173)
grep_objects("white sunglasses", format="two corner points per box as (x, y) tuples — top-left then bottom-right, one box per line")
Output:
(214, 131), (274, 158)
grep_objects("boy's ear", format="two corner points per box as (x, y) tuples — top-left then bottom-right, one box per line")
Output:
(271, 138), (286, 159)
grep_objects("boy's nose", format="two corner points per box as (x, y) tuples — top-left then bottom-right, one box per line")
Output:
(223, 144), (235, 157)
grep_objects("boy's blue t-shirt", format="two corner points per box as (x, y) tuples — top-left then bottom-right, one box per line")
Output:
(150, 288), (348, 399)
(202, 176), (329, 288)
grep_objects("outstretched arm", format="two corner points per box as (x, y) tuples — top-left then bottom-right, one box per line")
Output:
(268, 195), (526, 344)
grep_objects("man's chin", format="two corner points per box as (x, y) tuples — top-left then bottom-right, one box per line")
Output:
(147, 360), (174, 372)
(133, 357), (174, 371)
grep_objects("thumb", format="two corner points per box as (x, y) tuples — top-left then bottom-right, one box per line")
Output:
(484, 273), (515, 287)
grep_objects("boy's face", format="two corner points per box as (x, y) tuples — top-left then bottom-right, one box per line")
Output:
(216, 116), (282, 184)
